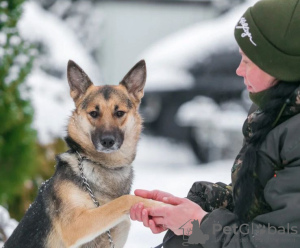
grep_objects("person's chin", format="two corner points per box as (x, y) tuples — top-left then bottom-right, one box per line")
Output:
(246, 85), (254, 92)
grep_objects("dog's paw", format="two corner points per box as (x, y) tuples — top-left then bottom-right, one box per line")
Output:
(131, 196), (166, 208)
(119, 195), (165, 209)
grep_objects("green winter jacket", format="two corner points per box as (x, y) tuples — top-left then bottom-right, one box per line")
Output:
(198, 103), (300, 247)
(162, 101), (300, 248)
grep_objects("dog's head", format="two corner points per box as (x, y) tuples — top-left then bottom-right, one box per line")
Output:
(67, 60), (146, 162)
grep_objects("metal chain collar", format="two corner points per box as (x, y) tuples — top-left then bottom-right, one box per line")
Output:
(76, 151), (115, 248)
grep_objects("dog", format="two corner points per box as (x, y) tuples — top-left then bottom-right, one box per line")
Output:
(4, 60), (162, 248)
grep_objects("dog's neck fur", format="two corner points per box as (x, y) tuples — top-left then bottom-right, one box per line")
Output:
(60, 137), (134, 202)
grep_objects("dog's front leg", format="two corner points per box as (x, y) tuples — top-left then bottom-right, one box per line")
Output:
(59, 195), (162, 248)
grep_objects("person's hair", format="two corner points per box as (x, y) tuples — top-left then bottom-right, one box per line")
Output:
(233, 81), (300, 223)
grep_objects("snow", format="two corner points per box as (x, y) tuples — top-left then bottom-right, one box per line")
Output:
(1, 0), (249, 246)
(142, 66), (195, 91)
(18, 1), (102, 83)
(0, 206), (18, 246)
(140, 0), (257, 91)
(0, 135), (236, 247)
(15, 0), (254, 144)
(175, 96), (246, 160)
(176, 96), (246, 130)
(0, 32), (6, 45)
(0, 14), (8, 23)
(24, 69), (74, 143)
(0, 1), (8, 9)
(8, 35), (21, 46)
(17, 1), (103, 143)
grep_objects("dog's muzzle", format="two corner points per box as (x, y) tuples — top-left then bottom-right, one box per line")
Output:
(92, 129), (124, 153)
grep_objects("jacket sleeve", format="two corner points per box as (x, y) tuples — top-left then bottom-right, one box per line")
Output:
(187, 181), (234, 212)
(199, 115), (300, 248)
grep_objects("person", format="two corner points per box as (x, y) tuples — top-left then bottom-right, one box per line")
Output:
(130, 0), (300, 247)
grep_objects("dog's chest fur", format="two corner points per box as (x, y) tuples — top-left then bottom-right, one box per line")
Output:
(54, 152), (134, 248)
(59, 152), (133, 202)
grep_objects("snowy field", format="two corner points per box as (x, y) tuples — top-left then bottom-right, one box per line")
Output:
(125, 135), (233, 248)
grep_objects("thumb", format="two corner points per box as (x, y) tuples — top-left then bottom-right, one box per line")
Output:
(163, 196), (184, 205)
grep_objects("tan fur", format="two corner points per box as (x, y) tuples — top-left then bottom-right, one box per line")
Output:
(67, 84), (142, 167)
(52, 60), (161, 248)
(4, 60), (158, 248)
(53, 182), (162, 248)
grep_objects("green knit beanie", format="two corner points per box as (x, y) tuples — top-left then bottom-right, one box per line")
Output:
(234, 0), (300, 82)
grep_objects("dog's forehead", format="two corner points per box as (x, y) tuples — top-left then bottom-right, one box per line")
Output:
(81, 85), (132, 109)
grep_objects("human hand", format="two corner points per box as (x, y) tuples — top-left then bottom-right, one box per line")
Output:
(130, 189), (173, 234)
(130, 190), (208, 235)
(130, 202), (168, 234)
(147, 196), (208, 235)
(134, 189), (174, 202)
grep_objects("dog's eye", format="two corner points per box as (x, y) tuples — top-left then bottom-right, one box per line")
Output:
(115, 111), (125, 118)
(89, 111), (99, 118)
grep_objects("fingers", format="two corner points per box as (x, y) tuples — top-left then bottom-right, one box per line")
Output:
(134, 189), (173, 201)
(149, 219), (168, 234)
(130, 203), (137, 220)
(130, 203), (168, 234)
(142, 209), (150, 227)
(134, 189), (153, 199)
(147, 206), (167, 217)
(162, 196), (184, 205)
(152, 216), (164, 226)
(130, 203), (144, 221)
(130, 204), (159, 229)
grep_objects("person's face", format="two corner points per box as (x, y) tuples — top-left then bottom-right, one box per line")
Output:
(236, 49), (278, 93)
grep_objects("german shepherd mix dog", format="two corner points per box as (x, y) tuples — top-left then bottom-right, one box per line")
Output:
(4, 60), (162, 248)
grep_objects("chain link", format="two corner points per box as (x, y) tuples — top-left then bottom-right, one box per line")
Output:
(76, 151), (115, 248)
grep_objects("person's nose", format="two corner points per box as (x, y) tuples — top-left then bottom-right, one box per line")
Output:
(236, 61), (244, 77)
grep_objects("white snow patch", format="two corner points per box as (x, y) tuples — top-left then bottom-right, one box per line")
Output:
(135, 135), (198, 166)
(25, 69), (74, 144)
(0, 206), (18, 245)
(0, 32), (7, 45)
(175, 96), (246, 160)
(176, 96), (246, 130)
(18, 1), (102, 83)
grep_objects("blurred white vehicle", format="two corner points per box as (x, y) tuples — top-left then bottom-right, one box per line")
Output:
(139, 0), (256, 162)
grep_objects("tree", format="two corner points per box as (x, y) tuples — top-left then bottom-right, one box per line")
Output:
(0, 0), (37, 216)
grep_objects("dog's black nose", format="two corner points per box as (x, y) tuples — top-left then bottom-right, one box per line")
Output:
(100, 135), (115, 148)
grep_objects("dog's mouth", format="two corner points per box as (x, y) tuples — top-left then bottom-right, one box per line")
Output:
(96, 145), (121, 153)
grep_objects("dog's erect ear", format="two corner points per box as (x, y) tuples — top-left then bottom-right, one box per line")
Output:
(120, 60), (146, 102)
(67, 60), (93, 101)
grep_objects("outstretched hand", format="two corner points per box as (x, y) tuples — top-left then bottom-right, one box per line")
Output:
(130, 189), (208, 235)
(134, 189), (174, 201)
